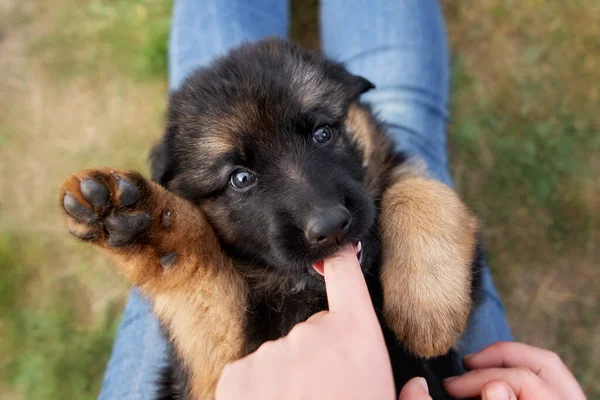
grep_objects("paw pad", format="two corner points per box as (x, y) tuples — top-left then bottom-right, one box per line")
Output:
(80, 178), (110, 210)
(60, 170), (152, 248)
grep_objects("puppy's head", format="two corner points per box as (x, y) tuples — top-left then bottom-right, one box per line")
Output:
(152, 39), (376, 284)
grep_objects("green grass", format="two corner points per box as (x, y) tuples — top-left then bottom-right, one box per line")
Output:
(30, 0), (172, 79)
(450, 58), (599, 252)
(446, 2), (600, 397)
(0, 234), (119, 399)
(1, 0), (598, 399)
(0, 1), (171, 398)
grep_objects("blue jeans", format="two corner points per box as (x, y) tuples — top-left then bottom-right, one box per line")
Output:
(99, 0), (512, 398)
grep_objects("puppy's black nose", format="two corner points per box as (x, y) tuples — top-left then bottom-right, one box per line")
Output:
(305, 206), (351, 246)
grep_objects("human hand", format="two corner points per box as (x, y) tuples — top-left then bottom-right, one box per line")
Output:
(214, 244), (400, 400)
(443, 341), (587, 400)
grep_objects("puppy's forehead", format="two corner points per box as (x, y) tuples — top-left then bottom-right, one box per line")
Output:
(189, 74), (345, 145)
(255, 38), (349, 115)
(288, 62), (346, 116)
(174, 42), (353, 163)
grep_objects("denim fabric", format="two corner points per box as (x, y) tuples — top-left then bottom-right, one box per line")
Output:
(98, 289), (167, 400)
(99, 1), (511, 397)
(168, 0), (289, 90)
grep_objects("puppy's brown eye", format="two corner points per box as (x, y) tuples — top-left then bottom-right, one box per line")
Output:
(230, 169), (256, 190)
(313, 126), (331, 144)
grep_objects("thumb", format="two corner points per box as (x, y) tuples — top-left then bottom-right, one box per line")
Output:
(399, 377), (432, 400)
(323, 244), (373, 316)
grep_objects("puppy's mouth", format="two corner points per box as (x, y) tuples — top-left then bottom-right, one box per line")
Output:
(312, 241), (363, 276)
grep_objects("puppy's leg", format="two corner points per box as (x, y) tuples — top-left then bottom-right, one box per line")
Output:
(380, 174), (477, 358)
(60, 168), (247, 399)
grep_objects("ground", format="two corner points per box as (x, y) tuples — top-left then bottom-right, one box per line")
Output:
(0, 1), (598, 399)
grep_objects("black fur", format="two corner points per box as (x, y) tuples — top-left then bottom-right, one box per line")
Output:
(150, 39), (473, 399)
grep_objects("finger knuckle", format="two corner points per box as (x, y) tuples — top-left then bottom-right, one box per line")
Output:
(543, 349), (562, 365)
(514, 366), (537, 381)
(493, 341), (513, 353)
(480, 341), (510, 357)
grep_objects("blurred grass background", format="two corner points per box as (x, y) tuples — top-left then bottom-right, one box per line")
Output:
(0, 0), (598, 398)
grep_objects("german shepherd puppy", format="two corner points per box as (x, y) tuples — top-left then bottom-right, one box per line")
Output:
(59, 39), (479, 399)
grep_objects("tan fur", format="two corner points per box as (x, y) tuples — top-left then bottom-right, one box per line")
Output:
(199, 135), (235, 157)
(60, 168), (247, 399)
(346, 103), (375, 166)
(389, 157), (429, 181)
(345, 102), (395, 199)
(379, 174), (477, 358)
(192, 102), (258, 159)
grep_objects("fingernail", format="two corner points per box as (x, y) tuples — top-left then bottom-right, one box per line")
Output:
(483, 385), (510, 400)
(417, 377), (429, 393)
(444, 376), (458, 383)
(462, 353), (475, 369)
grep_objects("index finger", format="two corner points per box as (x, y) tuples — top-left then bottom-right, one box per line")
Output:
(323, 244), (375, 317)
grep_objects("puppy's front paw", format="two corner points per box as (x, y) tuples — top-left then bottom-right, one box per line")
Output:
(379, 177), (477, 358)
(60, 168), (157, 247)
(60, 169), (248, 399)
(59, 167), (192, 287)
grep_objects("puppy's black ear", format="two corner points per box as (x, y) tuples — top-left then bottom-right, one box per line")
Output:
(149, 125), (177, 185)
(348, 75), (375, 99)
